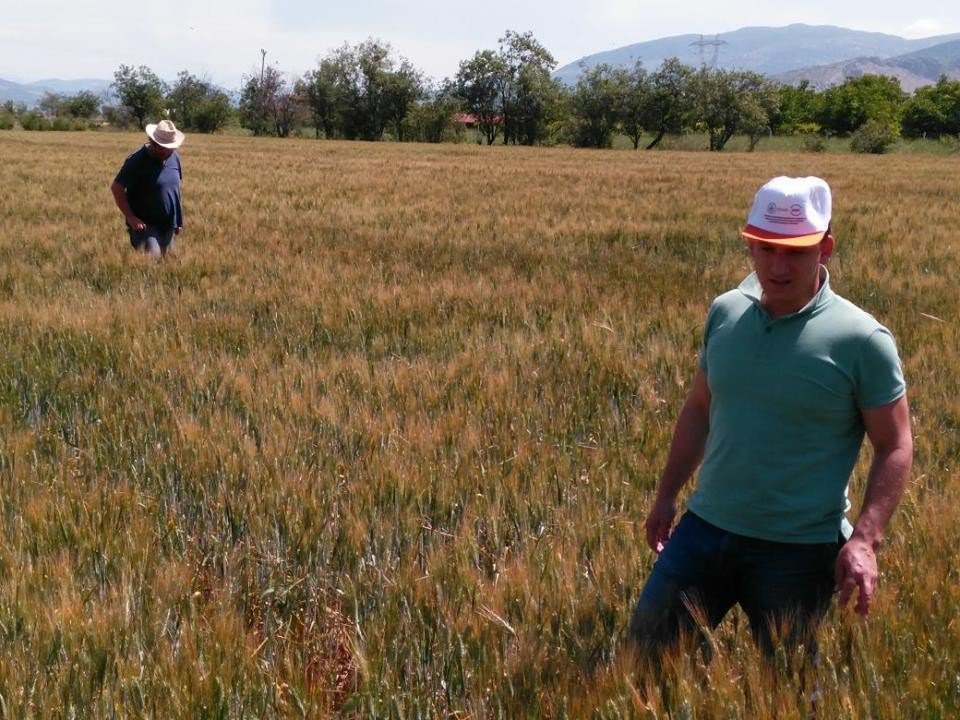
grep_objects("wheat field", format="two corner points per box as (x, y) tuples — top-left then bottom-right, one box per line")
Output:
(0, 130), (958, 718)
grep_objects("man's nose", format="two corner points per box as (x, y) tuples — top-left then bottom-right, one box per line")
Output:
(771, 252), (790, 273)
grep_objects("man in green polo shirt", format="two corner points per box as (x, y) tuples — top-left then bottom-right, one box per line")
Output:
(629, 176), (913, 660)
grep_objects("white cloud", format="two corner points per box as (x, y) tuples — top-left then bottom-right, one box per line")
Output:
(901, 18), (944, 38)
(1, 0), (279, 86)
(5, 0), (960, 88)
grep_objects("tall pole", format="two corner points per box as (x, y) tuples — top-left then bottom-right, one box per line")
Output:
(259, 49), (268, 135)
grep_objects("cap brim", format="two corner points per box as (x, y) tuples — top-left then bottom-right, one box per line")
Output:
(741, 225), (825, 247)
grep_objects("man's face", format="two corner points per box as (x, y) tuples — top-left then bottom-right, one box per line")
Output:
(147, 140), (175, 161)
(748, 234), (834, 314)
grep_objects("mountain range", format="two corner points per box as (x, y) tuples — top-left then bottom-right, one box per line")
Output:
(773, 38), (960, 91)
(553, 24), (960, 92)
(0, 77), (112, 107)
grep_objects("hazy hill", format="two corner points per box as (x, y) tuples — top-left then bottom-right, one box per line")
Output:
(554, 24), (960, 86)
(774, 39), (960, 91)
(885, 38), (960, 84)
(773, 60), (931, 92)
(0, 78), (111, 106)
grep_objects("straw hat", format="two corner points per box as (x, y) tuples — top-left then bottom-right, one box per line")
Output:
(145, 119), (185, 149)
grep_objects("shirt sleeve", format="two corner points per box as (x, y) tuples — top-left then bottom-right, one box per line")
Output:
(854, 327), (906, 409)
(114, 153), (138, 188)
(698, 301), (719, 374)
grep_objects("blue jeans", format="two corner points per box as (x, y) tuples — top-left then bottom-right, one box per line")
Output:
(629, 512), (842, 659)
(129, 225), (175, 256)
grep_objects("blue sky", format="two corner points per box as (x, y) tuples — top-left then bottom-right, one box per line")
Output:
(2, 0), (959, 88)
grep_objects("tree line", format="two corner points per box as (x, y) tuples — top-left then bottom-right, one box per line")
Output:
(3, 31), (959, 153)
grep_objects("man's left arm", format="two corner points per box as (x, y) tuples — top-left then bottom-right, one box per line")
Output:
(175, 158), (183, 235)
(836, 394), (913, 616)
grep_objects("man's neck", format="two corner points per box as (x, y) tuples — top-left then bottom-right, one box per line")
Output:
(145, 144), (170, 164)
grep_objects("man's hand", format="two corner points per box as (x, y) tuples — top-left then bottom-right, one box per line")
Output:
(645, 496), (677, 554)
(126, 215), (146, 231)
(175, 226), (182, 235)
(642, 369), (710, 555)
(835, 537), (878, 616)
(835, 395), (911, 618)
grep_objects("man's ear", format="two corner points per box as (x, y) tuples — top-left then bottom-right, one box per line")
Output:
(819, 231), (835, 263)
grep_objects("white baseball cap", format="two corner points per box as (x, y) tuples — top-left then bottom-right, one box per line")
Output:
(741, 176), (832, 247)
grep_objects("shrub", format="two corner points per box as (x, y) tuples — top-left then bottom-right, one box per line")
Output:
(0, 112), (15, 130)
(791, 122), (821, 135)
(50, 116), (88, 131)
(937, 134), (960, 155)
(20, 112), (52, 131)
(850, 119), (898, 154)
(801, 133), (827, 153)
(102, 105), (134, 129)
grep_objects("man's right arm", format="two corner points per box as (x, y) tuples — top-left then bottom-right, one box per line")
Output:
(645, 368), (711, 552)
(110, 180), (145, 231)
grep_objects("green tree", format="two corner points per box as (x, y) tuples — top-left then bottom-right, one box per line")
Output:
(454, 31), (560, 146)
(37, 91), (99, 120)
(850, 118), (899, 153)
(569, 63), (628, 148)
(402, 82), (462, 143)
(691, 68), (778, 151)
(740, 83), (780, 150)
(382, 59), (424, 141)
(454, 50), (507, 145)
(349, 39), (391, 140)
(816, 74), (904, 136)
(901, 76), (960, 138)
(273, 89), (308, 138)
(498, 30), (559, 145)
(193, 93), (233, 133)
(102, 104), (134, 128)
(238, 66), (272, 136)
(112, 64), (168, 129)
(2, 100), (26, 116)
(773, 80), (821, 133)
(64, 91), (101, 119)
(20, 111), (52, 131)
(636, 58), (694, 149)
(616, 62), (649, 150)
(900, 95), (945, 138)
(297, 59), (346, 139)
(239, 65), (302, 137)
(347, 40), (419, 141)
(298, 40), (423, 141)
(167, 72), (232, 133)
(167, 71), (205, 126)
(38, 92), (66, 117)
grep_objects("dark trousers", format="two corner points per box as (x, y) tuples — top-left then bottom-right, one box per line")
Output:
(629, 512), (842, 660)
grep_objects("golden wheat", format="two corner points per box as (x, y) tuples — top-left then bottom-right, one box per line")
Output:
(0, 130), (957, 718)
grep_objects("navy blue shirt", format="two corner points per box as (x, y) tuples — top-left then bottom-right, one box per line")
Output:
(114, 145), (183, 229)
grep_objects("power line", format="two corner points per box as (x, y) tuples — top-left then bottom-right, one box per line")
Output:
(689, 34), (727, 68)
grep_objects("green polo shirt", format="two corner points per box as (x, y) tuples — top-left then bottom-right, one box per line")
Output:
(686, 268), (905, 543)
